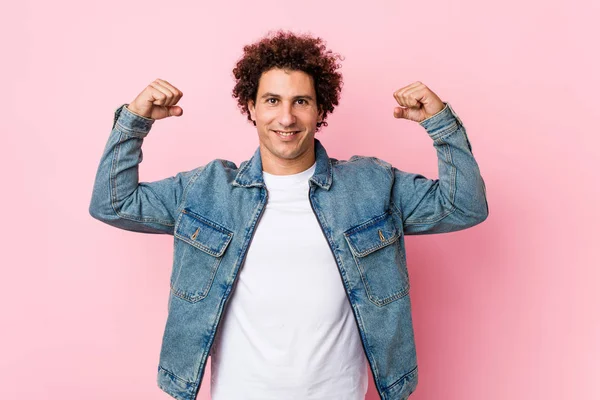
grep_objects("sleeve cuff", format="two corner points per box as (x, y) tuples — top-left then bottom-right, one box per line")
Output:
(112, 103), (155, 137)
(419, 102), (465, 139)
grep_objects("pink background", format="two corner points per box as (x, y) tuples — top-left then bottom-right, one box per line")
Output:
(3, 0), (598, 398)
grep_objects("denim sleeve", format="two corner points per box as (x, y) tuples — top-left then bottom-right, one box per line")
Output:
(88, 104), (200, 235)
(391, 102), (489, 235)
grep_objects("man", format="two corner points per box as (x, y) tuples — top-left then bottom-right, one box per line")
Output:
(89, 30), (488, 400)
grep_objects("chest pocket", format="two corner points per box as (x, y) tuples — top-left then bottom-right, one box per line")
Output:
(171, 208), (233, 303)
(344, 211), (409, 306)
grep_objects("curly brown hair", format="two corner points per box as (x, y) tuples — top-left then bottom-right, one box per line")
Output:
(232, 30), (344, 132)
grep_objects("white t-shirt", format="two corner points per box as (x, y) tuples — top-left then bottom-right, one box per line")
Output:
(209, 161), (368, 400)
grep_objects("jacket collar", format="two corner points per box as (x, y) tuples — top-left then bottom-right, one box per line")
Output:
(233, 138), (332, 190)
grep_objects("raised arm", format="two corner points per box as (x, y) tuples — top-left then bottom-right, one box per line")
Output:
(389, 82), (489, 235)
(88, 79), (197, 235)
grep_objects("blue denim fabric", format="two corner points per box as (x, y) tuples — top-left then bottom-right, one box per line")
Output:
(89, 102), (488, 400)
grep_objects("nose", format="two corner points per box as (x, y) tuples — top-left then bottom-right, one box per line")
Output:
(278, 102), (296, 127)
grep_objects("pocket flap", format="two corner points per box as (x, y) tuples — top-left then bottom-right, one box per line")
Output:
(175, 209), (233, 257)
(344, 212), (400, 257)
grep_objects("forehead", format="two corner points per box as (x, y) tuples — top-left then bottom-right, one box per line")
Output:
(257, 68), (315, 96)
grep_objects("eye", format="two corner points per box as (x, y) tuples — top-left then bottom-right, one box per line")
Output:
(267, 98), (278, 104)
(296, 99), (307, 105)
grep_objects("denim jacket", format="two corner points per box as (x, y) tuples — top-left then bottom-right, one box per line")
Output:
(89, 102), (488, 400)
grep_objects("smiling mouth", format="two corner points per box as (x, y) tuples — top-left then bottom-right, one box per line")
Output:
(272, 130), (300, 137)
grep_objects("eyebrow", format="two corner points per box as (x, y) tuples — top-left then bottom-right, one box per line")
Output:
(260, 92), (314, 101)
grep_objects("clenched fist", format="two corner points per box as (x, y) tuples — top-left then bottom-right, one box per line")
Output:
(393, 81), (445, 123)
(127, 79), (184, 120)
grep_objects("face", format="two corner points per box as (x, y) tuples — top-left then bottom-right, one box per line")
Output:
(248, 68), (323, 174)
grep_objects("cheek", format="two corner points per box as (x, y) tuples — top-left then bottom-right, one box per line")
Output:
(254, 108), (268, 120)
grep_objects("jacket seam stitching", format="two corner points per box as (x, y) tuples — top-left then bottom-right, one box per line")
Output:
(351, 297), (383, 389)
(233, 157), (253, 185)
(174, 230), (232, 257)
(115, 121), (150, 137)
(344, 210), (392, 235)
(196, 192), (269, 392)
(169, 255), (220, 303)
(404, 139), (457, 225)
(314, 204), (383, 385)
(109, 132), (174, 227)
(390, 201), (403, 221)
(175, 167), (205, 215)
(158, 365), (194, 384)
(429, 121), (459, 142)
(383, 364), (418, 392)
(346, 232), (399, 257)
(349, 242), (409, 307)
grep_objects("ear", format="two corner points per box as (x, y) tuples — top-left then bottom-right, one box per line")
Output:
(248, 100), (256, 122)
(317, 107), (324, 123)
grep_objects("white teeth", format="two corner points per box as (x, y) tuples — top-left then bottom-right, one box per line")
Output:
(275, 131), (298, 136)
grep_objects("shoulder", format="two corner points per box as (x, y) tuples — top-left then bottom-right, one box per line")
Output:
(210, 158), (239, 170)
(177, 158), (240, 185)
(331, 155), (393, 176)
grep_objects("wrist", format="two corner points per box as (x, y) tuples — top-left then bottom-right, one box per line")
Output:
(125, 104), (153, 120)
